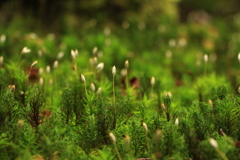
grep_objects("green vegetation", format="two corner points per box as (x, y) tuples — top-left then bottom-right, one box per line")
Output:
(0, 1), (240, 159)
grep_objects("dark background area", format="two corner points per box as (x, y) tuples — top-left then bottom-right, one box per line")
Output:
(1, 0), (240, 34)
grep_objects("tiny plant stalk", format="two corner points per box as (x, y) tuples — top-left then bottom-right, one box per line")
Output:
(109, 132), (122, 160)
(209, 138), (228, 160)
(112, 66), (116, 107)
(204, 54), (208, 77)
(39, 77), (44, 91)
(18, 47), (31, 64)
(113, 142), (122, 160)
(81, 74), (88, 95)
(28, 61), (38, 82)
(71, 49), (78, 75)
(125, 134), (131, 157)
(113, 76), (116, 106)
(112, 66), (116, 129)
(125, 60), (129, 89)
(150, 76), (155, 98)
(52, 60), (58, 93)
(157, 91), (162, 115)
(154, 129), (162, 159)
(143, 122), (150, 154)
(124, 72), (129, 91)
(96, 62), (104, 80)
(215, 148), (229, 160)
(164, 92), (172, 122)
(97, 87), (102, 97)
(0, 56), (3, 68)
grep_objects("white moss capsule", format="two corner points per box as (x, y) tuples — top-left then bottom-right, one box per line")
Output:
(238, 52), (240, 63)
(0, 56), (3, 66)
(57, 51), (64, 59)
(151, 77), (155, 86)
(71, 49), (78, 59)
(81, 74), (86, 83)
(46, 65), (51, 74)
(31, 61), (38, 67)
(93, 57), (98, 65)
(89, 58), (94, 67)
(92, 47), (98, 55)
(120, 68), (128, 77)
(164, 91), (172, 99)
(39, 77), (44, 86)
(112, 66), (116, 76)
(17, 119), (24, 129)
(0, 34), (6, 43)
(97, 87), (102, 95)
(161, 103), (166, 111)
(209, 138), (218, 149)
(109, 132), (116, 144)
(39, 67), (43, 75)
(204, 54), (208, 63)
(75, 49), (78, 56)
(97, 51), (103, 58)
(142, 122), (148, 133)
(208, 99), (213, 107)
(96, 62), (104, 72)
(219, 128), (225, 136)
(90, 83), (95, 92)
(178, 37), (187, 47)
(125, 134), (130, 147)
(9, 85), (15, 92)
(125, 60), (129, 69)
(71, 50), (75, 59)
(155, 129), (162, 142)
(165, 50), (172, 58)
(21, 47), (31, 54)
(20, 91), (24, 96)
(104, 27), (111, 36)
(38, 50), (43, 57)
(175, 118), (179, 125)
(155, 129), (162, 138)
(53, 60), (58, 69)
(169, 39), (176, 47)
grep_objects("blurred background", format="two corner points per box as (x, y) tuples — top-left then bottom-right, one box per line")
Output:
(1, 0), (240, 34)
(0, 0), (240, 94)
